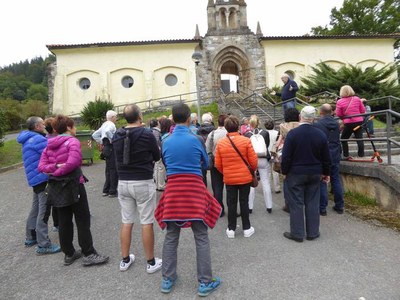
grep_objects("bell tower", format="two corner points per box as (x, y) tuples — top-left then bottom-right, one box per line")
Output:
(207, 0), (251, 35)
(199, 0), (266, 101)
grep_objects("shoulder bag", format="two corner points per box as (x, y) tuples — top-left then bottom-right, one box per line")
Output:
(227, 136), (258, 188)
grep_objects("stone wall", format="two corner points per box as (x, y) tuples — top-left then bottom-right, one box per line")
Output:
(340, 162), (400, 212)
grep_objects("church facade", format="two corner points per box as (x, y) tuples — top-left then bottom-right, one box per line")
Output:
(47, 0), (399, 115)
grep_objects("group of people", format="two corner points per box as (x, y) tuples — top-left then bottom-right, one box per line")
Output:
(18, 81), (371, 296)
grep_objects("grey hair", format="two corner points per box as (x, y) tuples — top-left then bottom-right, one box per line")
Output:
(27, 116), (43, 131)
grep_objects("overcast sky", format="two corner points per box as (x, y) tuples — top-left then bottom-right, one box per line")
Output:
(0, 0), (344, 67)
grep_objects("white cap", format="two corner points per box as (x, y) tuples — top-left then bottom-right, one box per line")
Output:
(300, 106), (316, 120)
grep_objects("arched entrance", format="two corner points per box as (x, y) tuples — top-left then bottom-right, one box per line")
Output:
(221, 61), (239, 93)
(211, 46), (252, 94)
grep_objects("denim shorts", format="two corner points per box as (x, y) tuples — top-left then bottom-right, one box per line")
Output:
(118, 179), (156, 224)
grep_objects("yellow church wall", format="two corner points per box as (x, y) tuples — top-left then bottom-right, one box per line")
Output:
(261, 38), (396, 88)
(51, 43), (198, 115)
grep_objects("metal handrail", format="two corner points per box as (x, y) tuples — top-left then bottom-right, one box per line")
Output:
(339, 109), (400, 165)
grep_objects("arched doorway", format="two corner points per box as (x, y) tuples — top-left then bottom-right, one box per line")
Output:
(211, 46), (252, 94)
(221, 60), (239, 93)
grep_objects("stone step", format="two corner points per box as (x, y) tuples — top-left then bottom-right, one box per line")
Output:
(349, 148), (400, 156)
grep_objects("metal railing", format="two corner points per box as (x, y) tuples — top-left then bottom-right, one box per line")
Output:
(339, 109), (400, 165)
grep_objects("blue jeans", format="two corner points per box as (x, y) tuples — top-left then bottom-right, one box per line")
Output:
(284, 174), (320, 239)
(320, 163), (344, 212)
(283, 101), (295, 111)
(26, 190), (51, 247)
(366, 118), (374, 135)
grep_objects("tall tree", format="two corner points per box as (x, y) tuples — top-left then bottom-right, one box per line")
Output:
(311, 0), (400, 35)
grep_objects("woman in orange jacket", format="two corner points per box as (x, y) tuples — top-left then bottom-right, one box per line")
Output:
(215, 115), (258, 239)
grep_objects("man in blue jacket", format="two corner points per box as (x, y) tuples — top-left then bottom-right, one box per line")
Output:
(281, 106), (331, 242)
(17, 116), (60, 254)
(314, 104), (344, 215)
(271, 73), (299, 111)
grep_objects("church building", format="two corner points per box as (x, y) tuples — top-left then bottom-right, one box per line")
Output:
(47, 0), (399, 116)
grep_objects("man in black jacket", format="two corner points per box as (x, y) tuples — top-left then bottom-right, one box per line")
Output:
(314, 104), (344, 215)
(281, 106), (331, 242)
(112, 104), (162, 274)
(271, 74), (299, 111)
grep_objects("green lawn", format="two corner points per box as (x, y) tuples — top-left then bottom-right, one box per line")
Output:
(0, 140), (22, 168)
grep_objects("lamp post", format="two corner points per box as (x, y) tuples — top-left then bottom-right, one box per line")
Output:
(192, 51), (203, 122)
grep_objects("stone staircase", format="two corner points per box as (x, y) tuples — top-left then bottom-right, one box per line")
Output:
(348, 127), (400, 157)
(222, 93), (400, 158)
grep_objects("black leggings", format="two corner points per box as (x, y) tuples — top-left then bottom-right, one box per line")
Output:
(341, 122), (364, 157)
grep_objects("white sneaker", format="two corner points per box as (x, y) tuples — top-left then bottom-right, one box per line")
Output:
(244, 226), (255, 238)
(120, 254), (135, 271)
(226, 228), (235, 239)
(147, 257), (162, 274)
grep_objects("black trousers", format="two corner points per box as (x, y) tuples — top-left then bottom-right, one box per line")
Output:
(341, 122), (364, 157)
(226, 184), (251, 231)
(210, 167), (224, 214)
(43, 204), (59, 227)
(103, 149), (118, 195)
(57, 184), (95, 256)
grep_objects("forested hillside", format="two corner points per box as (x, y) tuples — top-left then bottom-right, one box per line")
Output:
(0, 55), (55, 132)
(0, 55), (55, 102)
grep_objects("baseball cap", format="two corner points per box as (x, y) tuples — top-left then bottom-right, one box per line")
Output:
(300, 106), (316, 120)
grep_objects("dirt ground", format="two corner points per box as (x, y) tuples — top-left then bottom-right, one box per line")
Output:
(345, 202), (400, 232)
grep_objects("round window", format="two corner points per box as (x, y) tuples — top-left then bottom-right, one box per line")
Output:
(121, 76), (134, 88)
(165, 74), (178, 86)
(79, 78), (91, 90)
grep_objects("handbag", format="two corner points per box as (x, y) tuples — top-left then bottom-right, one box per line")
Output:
(227, 136), (258, 188)
(272, 137), (284, 173)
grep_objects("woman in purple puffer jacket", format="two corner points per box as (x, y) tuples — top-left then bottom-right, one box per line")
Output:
(39, 115), (109, 267)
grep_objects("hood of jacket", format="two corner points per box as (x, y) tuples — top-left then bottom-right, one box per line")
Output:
(318, 115), (339, 131)
(17, 130), (48, 187)
(46, 134), (76, 151)
(17, 130), (45, 144)
(198, 123), (214, 135)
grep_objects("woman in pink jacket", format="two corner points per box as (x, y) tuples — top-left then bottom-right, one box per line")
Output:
(39, 115), (109, 267)
(335, 85), (366, 158)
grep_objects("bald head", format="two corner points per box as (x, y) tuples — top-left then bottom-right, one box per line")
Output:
(319, 104), (333, 116)
(123, 104), (142, 124)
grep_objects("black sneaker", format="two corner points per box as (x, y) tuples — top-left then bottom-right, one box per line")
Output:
(283, 232), (303, 243)
(333, 206), (344, 214)
(320, 210), (327, 216)
(64, 250), (82, 266)
(82, 252), (109, 266)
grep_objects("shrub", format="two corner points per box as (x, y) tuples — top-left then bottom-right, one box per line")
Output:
(0, 108), (6, 147)
(81, 99), (115, 130)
